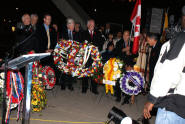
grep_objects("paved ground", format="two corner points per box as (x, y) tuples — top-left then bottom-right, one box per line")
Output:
(1, 80), (156, 124)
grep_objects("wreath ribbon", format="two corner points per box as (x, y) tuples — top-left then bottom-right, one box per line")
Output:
(6, 71), (24, 123)
(105, 84), (114, 94)
(82, 45), (92, 66)
(104, 58), (114, 94)
(73, 45), (92, 77)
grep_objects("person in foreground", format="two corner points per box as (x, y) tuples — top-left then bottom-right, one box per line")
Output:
(143, 29), (185, 124)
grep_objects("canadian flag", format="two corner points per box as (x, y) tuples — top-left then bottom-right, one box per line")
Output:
(130, 0), (141, 54)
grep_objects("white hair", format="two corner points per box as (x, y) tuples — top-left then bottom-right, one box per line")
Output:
(67, 18), (75, 25)
(87, 19), (95, 26)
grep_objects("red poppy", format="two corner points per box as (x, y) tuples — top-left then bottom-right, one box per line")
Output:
(28, 51), (34, 54)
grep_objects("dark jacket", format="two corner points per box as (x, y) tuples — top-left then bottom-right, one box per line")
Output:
(114, 39), (132, 58)
(61, 29), (82, 42)
(114, 39), (138, 66)
(82, 30), (104, 51)
(101, 50), (115, 64)
(15, 24), (39, 54)
(36, 24), (57, 53)
(149, 41), (162, 81)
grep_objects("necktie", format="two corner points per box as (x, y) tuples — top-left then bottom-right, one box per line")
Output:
(47, 29), (51, 49)
(90, 31), (93, 39)
(71, 31), (73, 40)
(69, 31), (73, 40)
(68, 31), (71, 39)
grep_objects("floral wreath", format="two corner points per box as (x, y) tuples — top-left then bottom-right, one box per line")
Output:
(103, 58), (124, 94)
(54, 40), (102, 78)
(54, 40), (80, 73)
(120, 70), (145, 95)
(32, 61), (42, 83)
(70, 42), (103, 78)
(92, 67), (104, 84)
(42, 66), (56, 89)
(31, 61), (47, 112)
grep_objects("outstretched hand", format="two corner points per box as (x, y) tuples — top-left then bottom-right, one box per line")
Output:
(143, 102), (154, 119)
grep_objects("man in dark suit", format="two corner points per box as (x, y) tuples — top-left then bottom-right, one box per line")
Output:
(60, 18), (81, 91)
(15, 13), (40, 85)
(114, 30), (137, 104)
(82, 19), (104, 51)
(114, 30), (135, 65)
(16, 13), (39, 55)
(35, 14), (59, 86)
(36, 14), (57, 53)
(146, 32), (162, 88)
(81, 19), (103, 94)
(62, 18), (81, 42)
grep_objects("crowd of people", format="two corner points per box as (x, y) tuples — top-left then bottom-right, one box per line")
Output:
(0, 4), (185, 123)
(10, 7), (185, 107)
(12, 12), (158, 104)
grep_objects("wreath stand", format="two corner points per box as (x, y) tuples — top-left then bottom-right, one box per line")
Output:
(1, 53), (50, 124)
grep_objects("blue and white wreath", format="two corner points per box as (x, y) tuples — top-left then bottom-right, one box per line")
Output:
(120, 70), (145, 95)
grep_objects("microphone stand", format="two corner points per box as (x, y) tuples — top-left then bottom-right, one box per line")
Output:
(1, 52), (8, 124)
(1, 31), (35, 124)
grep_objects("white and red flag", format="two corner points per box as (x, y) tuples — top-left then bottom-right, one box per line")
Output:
(130, 0), (141, 54)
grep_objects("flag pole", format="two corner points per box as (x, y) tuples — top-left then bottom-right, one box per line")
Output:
(130, 24), (134, 42)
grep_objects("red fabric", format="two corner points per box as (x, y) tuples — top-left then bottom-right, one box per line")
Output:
(130, 0), (141, 23)
(6, 71), (24, 104)
(28, 51), (34, 54)
(130, 0), (141, 54)
(132, 36), (140, 54)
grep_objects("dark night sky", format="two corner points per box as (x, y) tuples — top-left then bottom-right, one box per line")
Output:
(0, 0), (185, 29)
(0, 0), (185, 57)
(1, 0), (185, 26)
